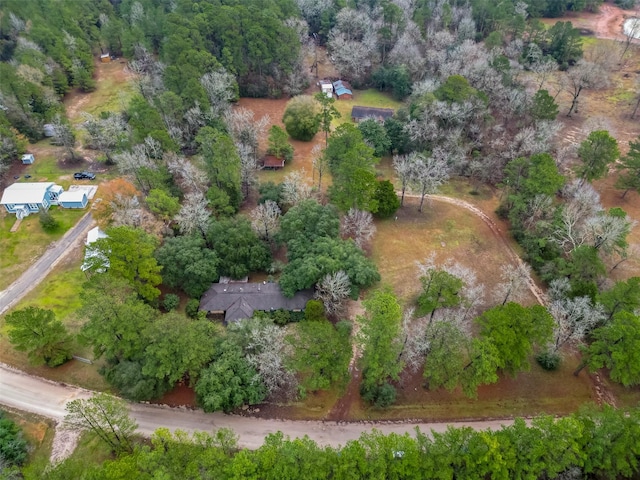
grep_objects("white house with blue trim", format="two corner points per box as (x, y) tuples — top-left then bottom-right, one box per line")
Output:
(0, 182), (63, 219)
(21, 154), (35, 164)
(58, 190), (88, 209)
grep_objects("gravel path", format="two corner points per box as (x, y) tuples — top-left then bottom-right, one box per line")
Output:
(0, 363), (516, 450)
(0, 212), (95, 316)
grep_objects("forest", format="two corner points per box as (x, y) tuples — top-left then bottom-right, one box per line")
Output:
(2, 0), (640, 477)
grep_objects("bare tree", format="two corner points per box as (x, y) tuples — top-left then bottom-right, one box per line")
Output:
(175, 190), (211, 237)
(236, 142), (258, 198)
(127, 45), (165, 102)
(393, 153), (417, 207)
(398, 308), (427, 372)
(493, 263), (532, 306)
(165, 152), (207, 194)
(311, 144), (329, 189)
(111, 194), (144, 228)
(250, 200), (281, 242)
(51, 114), (78, 161)
(564, 60), (609, 117)
(243, 320), (297, 398)
(315, 270), (351, 317)
(82, 113), (129, 164)
(547, 279), (605, 355)
(281, 170), (312, 206)
(225, 108), (270, 160)
(410, 153), (450, 212)
(340, 208), (376, 249)
(200, 68), (237, 118)
(113, 144), (157, 193)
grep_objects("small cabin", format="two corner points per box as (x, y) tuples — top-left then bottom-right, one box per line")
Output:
(262, 155), (285, 169)
(100, 53), (111, 63)
(21, 154), (35, 165)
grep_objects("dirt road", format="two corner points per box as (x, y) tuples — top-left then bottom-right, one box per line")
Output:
(0, 363), (516, 449)
(0, 212), (95, 316)
(407, 193), (547, 305)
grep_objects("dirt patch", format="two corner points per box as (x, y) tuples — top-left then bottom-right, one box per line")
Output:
(153, 383), (197, 408)
(49, 426), (81, 465)
(543, 3), (633, 42)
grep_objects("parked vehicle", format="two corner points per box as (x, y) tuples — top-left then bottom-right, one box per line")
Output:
(74, 172), (96, 180)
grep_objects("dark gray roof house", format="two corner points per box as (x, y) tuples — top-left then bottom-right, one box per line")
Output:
(199, 282), (314, 323)
(351, 106), (394, 123)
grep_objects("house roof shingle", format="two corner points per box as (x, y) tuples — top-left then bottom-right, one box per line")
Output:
(200, 282), (313, 322)
(351, 106), (394, 121)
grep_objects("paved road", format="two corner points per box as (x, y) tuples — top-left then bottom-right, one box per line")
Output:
(0, 212), (95, 316)
(0, 363), (515, 449)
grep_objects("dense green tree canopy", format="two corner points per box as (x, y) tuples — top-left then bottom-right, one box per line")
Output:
(156, 235), (219, 298)
(195, 342), (266, 413)
(5, 307), (72, 367)
(288, 319), (351, 393)
(476, 303), (554, 375)
(576, 130), (619, 183)
(583, 311), (640, 387)
(279, 236), (380, 297)
(358, 289), (403, 406)
(206, 217), (271, 279)
(278, 199), (340, 245)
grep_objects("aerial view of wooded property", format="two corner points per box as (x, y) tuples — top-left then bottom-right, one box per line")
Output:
(2, 0), (640, 477)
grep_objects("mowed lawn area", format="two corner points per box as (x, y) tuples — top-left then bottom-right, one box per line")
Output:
(0, 207), (87, 291)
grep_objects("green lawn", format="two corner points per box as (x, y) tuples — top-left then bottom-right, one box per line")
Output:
(0, 207), (87, 291)
(332, 88), (404, 127)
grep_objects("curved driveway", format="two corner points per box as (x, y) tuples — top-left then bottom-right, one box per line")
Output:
(0, 363), (515, 449)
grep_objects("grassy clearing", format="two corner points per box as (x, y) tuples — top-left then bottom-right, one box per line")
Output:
(349, 352), (594, 422)
(372, 196), (537, 306)
(65, 60), (134, 124)
(0, 208), (86, 291)
(332, 89), (404, 127)
(267, 386), (344, 420)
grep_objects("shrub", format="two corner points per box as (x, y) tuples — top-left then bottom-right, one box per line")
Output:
(361, 381), (397, 407)
(163, 294), (180, 311)
(304, 300), (326, 322)
(185, 299), (200, 318)
(39, 208), (59, 232)
(536, 351), (561, 371)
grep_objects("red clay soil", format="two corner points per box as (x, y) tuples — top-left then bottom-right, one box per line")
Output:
(154, 384), (197, 408)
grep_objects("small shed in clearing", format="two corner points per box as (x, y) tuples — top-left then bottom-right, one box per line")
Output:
(58, 190), (88, 209)
(332, 80), (353, 99)
(100, 53), (111, 63)
(262, 155), (285, 169)
(318, 79), (333, 98)
(21, 154), (35, 165)
(351, 106), (394, 123)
